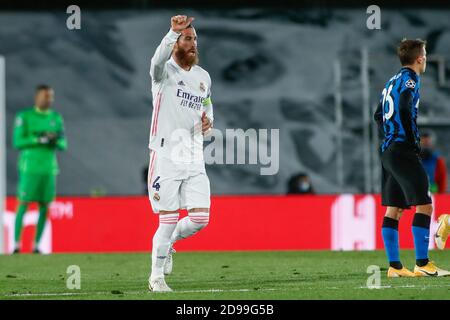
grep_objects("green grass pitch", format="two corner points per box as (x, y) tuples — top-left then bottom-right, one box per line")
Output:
(0, 250), (449, 300)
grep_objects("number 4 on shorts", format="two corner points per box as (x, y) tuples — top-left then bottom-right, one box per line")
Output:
(152, 176), (161, 191)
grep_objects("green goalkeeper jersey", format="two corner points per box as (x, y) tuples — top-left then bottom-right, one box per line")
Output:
(13, 107), (67, 175)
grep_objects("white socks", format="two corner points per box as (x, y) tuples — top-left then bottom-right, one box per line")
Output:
(170, 212), (209, 244)
(150, 213), (179, 281)
(151, 212), (209, 281)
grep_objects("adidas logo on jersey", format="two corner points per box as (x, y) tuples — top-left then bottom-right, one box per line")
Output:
(178, 80), (185, 86)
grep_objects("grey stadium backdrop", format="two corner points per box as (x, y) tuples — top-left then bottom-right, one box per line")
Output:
(3, 8), (450, 195)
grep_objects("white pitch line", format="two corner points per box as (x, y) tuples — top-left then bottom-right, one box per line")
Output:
(4, 292), (97, 297)
(2, 288), (279, 298)
(357, 283), (450, 289)
(173, 288), (278, 294)
(7, 283), (449, 298)
(4, 287), (349, 297)
(0, 285), (389, 298)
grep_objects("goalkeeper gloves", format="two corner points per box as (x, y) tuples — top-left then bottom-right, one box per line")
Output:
(38, 132), (58, 145)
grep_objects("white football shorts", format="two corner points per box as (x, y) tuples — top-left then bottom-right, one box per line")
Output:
(147, 150), (211, 213)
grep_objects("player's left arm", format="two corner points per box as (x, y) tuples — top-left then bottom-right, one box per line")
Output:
(202, 104), (213, 135)
(203, 97), (213, 125)
(373, 99), (384, 139)
(54, 114), (68, 151)
(202, 75), (213, 134)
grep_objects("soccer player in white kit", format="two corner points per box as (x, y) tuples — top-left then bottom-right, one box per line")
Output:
(148, 15), (214, 292)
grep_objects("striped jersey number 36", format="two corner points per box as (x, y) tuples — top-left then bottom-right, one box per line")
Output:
(381, 84), (394, 121)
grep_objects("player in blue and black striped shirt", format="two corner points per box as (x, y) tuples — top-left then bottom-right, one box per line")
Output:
(374, 39), (450, 277)
(376, 63), (420, 154)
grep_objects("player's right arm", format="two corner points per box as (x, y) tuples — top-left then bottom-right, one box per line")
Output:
(12, 112), (40, 150)
(149, 15), (194, 82)
(398, 85), (418, 152)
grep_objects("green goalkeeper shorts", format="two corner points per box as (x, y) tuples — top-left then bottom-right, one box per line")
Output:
(17, 172), (56, 203)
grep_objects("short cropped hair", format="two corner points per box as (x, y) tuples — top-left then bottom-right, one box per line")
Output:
(397, 38), (426, 66)
(35, 84), (52, 93)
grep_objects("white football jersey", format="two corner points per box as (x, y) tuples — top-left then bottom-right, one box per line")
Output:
(149, 29), (213, 165)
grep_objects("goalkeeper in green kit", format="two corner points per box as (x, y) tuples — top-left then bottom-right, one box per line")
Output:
(12, 85), (67, 254)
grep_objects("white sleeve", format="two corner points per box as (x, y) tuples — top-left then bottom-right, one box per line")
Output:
(204, 100), (213, 123)
(204, 76), (214, 123)
(149, 29), (180, 82)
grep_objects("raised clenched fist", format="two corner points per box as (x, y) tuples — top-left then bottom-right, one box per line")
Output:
(171, 15), (194, 33)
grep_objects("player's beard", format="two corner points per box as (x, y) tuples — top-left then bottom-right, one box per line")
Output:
(174, 47), (199, 68)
